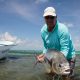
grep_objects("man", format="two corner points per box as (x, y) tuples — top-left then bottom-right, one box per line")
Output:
(37, 7), (76, 77)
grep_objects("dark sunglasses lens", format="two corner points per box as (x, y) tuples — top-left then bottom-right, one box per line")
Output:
(45, 16), (55, 19)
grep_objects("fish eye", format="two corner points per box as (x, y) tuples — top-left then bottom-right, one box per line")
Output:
(59, 64), (61, 67)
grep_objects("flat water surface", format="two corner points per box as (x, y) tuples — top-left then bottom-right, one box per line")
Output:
(0, 54), (80, 80)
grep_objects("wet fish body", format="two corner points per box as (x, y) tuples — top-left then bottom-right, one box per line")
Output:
(43, 50), (70, 75)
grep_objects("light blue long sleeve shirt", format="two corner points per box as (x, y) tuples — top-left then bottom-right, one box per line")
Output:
(41, 21), (75, 59)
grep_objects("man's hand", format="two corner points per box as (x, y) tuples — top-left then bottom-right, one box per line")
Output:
(36, 54), (45, 62)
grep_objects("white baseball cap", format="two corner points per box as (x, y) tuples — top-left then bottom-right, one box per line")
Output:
(43, 7), (56, 17)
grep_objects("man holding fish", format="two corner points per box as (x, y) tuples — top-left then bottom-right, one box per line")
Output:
(37, 7), (76, 78)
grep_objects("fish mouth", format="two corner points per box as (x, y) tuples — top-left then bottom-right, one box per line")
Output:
(65, 69), (70, 72)
(62, 69), (70, 75)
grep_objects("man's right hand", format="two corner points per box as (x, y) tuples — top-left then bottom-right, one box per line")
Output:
(36, 54), (45, 62)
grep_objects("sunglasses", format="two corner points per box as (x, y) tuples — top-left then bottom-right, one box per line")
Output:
(45, 16), (55, 19)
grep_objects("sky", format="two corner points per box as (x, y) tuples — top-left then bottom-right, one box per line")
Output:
(0, 0), (80, 50)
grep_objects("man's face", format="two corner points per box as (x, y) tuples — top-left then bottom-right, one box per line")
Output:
(44, 16), (57, 28)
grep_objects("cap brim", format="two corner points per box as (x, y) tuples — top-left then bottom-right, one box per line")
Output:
(43, 12), (56, 17)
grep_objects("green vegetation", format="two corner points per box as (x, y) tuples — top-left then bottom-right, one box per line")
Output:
(8, 50), (80, 56)
(76, 51), (80, 54)
(9, 50), (43, 54)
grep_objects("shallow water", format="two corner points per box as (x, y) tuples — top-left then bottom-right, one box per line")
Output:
(0, 54), (80, 80)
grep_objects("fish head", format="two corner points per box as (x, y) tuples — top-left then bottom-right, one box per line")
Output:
(58, 62), (70, 75)
(46, 50), (71, 75)
(51, 58), (70, 75)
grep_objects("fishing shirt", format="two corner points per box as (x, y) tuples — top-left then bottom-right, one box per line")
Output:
(41, 21), (75, 59)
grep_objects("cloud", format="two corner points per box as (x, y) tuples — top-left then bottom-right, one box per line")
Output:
(73, 37), (80, 51)
(63, 22), (74, 28)
(0, 32), (24, 44)
(35, 0), (48, 4)
(0, 32), (43, 50)
(16, 39), (43, 50)
(4, 1), (42, 26)
(63, 23), (80, 50)
(10, 2), (33, 19)
(0, 0), (42, 25)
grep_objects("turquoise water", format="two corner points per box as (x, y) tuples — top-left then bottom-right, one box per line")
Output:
(0, 52), (80, 80)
